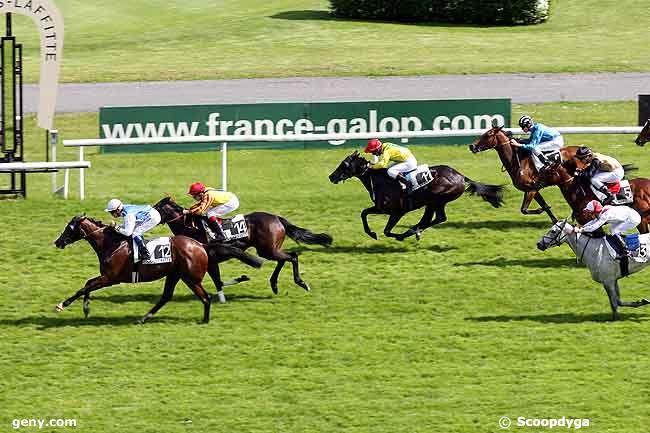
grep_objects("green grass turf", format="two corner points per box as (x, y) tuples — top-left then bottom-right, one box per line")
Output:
(7, 0), (650, 83)
(1, 101), (649, 432)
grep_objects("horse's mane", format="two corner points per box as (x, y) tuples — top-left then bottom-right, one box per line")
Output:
(76, 215), (106, 227)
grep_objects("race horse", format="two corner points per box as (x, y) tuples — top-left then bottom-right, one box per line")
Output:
(328, 151), (505, 241)
(54, 215), (263, 323)
(470, 125), (582, 222)
(153, 197), (332, 296)
(635, 118), (650, 147)
(550, 160), (650, 233)
(537, 220), (650, 320)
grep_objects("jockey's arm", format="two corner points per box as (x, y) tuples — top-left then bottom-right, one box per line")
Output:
(188, 194), (211, 215)
(578, 214), (608, 233)
(117, 213), (137, 236)
(369, 151), (391, 169)
(522, 128), (542, 150)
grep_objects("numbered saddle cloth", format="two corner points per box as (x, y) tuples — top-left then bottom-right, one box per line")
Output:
(591, 180), (633, 205)
(201, 214), (249, 241)
(134, 237), (173, 264)
(405, 165), (433, 192)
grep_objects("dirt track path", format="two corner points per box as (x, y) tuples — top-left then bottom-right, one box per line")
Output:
(24, 72), (650, 114)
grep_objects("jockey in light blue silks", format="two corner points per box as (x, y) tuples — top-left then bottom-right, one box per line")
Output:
(105, 198), (161, 261)
(512, 114), (564, 175)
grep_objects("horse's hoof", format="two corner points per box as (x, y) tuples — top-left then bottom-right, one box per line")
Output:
(271, 285), (278, 295)
(415, 231), (422, 241)
(302, 283), (311, 292)
(216, 291), (227, 304)
(369, 232), (378, 240)
(54, 303), (64, 313)
(642, 298), (650, 305)
(238, 275), (250, 282)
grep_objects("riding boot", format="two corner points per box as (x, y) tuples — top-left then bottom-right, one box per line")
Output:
(613, 234), (629, 258)
(597, 184), (616, 205)
(134, 235), (150, 261)
(395, 173), (409, 192)
(207, 218), (225, 241)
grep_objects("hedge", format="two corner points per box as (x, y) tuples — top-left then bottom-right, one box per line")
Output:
(329, 0), (550, 25)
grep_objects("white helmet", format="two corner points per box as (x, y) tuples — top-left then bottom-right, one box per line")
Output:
(104, 198), (123, 212)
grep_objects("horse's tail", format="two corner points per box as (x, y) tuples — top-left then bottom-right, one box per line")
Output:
(464, 177), (506, 208)
(278, 217), (333, 246)
(205, 242), (264, 268)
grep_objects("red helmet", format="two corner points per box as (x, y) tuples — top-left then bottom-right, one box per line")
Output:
(584, 199), (603, 213)
(188, 182), (206, 196)
(365, 138), (382, 153)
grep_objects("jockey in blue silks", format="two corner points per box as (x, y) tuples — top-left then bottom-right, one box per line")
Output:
(512, 114), (564, 175)
(105, 198), (161, 261)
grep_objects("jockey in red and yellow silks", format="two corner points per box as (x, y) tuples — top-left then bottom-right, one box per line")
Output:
(363, 138), (417, 189)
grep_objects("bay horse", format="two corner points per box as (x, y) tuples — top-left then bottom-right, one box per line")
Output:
(153, 197), (333, 295)
(328, 151), (505, 241)
(537, 220), (650, 320)
(635, 118), (650, 146)
(552, 166), (650, 233)
(54, 215), (262, 323)
(470, 125), (581, 222)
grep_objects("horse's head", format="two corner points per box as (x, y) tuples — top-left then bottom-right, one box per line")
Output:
(329, 151), (369, 184)
(469, 126), (511, 153)
(153, 196), (184, 223)
(537, 219), (573, 251)
(54, 215), (99, 249)
(635, 118), (650, 147)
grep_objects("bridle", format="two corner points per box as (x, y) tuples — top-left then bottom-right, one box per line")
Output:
(541, 221), (570, 248)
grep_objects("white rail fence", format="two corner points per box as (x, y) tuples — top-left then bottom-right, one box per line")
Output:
(64, 126), (643, 199)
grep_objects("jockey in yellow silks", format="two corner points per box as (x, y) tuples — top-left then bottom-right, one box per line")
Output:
(363, 138), (417, 190)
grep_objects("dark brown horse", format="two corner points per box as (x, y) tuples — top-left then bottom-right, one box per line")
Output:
(54, 215), (262, 323)
(635, 118), (650, 146)
(153, 197), (332, 295)
(469, 126), (582, 222)
(551, 166), (650, 233)
(328, 151), (505, 241)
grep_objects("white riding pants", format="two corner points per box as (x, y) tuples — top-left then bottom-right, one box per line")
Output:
(387, 157), (418, 178)
(206, 195), (240, 218)
(531, 136), (565, 170)
(591, 167), (624, 189)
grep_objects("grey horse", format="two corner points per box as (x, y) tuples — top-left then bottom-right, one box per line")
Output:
(537, 220), (650, 320)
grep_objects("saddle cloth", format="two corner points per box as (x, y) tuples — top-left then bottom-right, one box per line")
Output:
(404, 165), (433, 192)
(591, 180), (633, 205)
(603, 233), (650, 263)
(133, 237), (173, 264)
(202, 214), (248, 241)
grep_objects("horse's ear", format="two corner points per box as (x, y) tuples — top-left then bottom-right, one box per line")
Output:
(352, 150), (359, 156)
(491, 118), (500, 128)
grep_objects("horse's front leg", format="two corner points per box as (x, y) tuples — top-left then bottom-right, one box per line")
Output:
(534, 193), (557, 223)
(55, 275), (112, 314)
(383, 213), (406, 241)
(361, 206), (382, 240)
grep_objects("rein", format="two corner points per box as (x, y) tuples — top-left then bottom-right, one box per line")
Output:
(80, 224), (106, 239)
(577, 234), (591, 265)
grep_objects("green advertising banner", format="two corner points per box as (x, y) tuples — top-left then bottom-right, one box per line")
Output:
(99, 99), (510, 153)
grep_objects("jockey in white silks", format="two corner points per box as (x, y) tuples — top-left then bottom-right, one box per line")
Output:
(105, 198), (161, 261)
(574, 146), (624, 204)
(572, 200), (641, 256)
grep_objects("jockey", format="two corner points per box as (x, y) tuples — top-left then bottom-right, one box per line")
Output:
(364, 138), (417, 190)
(573, 200), (641, 256)
(105, 198), (161, 261)
(183, 182), (240, 239)
(575, 146), (624, 205)
(512, 114), (564, 175)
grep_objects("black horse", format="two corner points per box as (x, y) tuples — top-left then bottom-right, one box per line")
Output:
(328, 151), (505, 241)
(153, 197), (332, 296)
